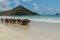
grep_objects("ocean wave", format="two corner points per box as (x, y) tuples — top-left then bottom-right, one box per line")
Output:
(30, 19), (60, 23)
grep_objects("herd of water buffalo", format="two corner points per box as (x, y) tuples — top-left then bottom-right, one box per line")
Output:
(0, 18), (30, 25)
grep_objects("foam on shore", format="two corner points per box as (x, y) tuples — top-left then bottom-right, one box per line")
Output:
(30, 19), (60, 23)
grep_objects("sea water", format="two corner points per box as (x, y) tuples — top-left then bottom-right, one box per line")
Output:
(0, 15), (60, 23)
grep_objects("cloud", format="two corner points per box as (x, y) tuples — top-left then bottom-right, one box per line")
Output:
(53, 8), (60, 12)
(0, 0), (20, 12)
(0, 0), (10, 8)
(40, 7), (60, 15)
(0, 0), (11, 11)
(22, 0), (32, 2)
(14, 0), (20, 6)
(46, 8), (60, 13)
(33, 3), (39, 12)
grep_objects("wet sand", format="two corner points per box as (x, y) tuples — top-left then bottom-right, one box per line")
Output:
(0, 21), (60, 40)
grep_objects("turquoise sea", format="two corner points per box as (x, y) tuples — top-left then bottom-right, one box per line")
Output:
(0, 15), (60, 23)
(0, 15), (60, 18)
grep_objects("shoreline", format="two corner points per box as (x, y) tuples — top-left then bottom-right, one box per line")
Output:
(30, 19), (60, 23)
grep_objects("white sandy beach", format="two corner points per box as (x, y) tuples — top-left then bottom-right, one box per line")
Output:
(0, 20), (60, 40)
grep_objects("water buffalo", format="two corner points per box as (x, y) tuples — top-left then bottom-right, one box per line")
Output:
(12, 19), (17, 24)
(9, 18), (13, 23)
(1, 19), (3, 22)
(1, 18), (30, 25)
(17, 19), (22, 24)
(4, 18), (17, 24)
(5, 18), (9, 23)
(21, 19), (30, 25)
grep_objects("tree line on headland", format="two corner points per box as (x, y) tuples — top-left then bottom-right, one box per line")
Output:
(0, 5), (38, 16)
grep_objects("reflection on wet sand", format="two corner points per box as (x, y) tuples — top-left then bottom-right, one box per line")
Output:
(2, 23), (30, 32)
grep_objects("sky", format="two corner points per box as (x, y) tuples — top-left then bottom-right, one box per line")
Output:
(0, 0), (60, 15)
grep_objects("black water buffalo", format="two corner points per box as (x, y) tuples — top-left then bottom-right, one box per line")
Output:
(1, 18), (31, 25)
(5, 18), (9, 23)
(1, 19), (3, 22)
(4, 18), (17, 24)
(12, 19), (17, 24)
(21, 19), (30, 25)
(8, 18), (13, 23)
(17, 19), (22, 24)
